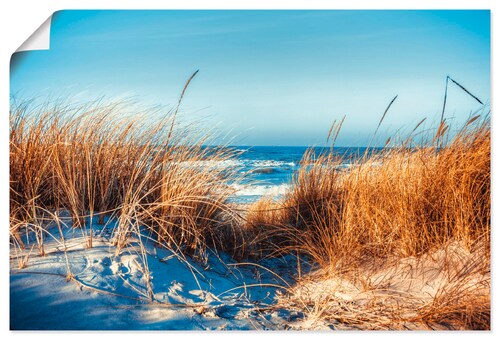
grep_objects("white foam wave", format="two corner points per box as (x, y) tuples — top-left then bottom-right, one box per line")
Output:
(250, 160), (296, 168)
(176, 159), (242, 168)
(231, 183), (291, 197)
(177, 159), (297, 170)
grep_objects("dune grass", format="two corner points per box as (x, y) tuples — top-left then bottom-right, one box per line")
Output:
(9, 74), (250, 299)
(9, 75), (490, 329)
(244, 112), (490, 329)
(10, 102), (244, 252)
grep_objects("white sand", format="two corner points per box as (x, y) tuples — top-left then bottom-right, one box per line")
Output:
(10, 220), (301, 330)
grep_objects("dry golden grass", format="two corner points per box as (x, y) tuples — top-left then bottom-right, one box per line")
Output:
(9, 73), (245, 273)
(246, 114), (490, 330)
(10, 74), (490, 329)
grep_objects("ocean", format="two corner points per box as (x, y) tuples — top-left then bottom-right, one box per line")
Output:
(227, 146), (377, 203)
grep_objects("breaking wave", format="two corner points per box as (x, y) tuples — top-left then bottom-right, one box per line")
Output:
(230, 183), (291, 198)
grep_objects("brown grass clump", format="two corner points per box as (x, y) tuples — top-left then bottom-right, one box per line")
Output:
(237, 198), (289, 259)
(9, 74), (243, 267)
(247, 113), (490, 329)
(248, 115), (490, 264)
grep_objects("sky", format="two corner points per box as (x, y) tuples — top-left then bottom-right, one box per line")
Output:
(10, 10), (490, 146)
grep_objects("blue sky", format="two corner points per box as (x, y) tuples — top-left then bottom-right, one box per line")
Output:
(10, 10), (490, 146)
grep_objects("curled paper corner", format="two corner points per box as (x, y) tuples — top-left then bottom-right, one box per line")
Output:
(16, 15), (53, 52)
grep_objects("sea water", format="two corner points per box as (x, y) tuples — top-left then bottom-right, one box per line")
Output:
(227, 146), (376, 203)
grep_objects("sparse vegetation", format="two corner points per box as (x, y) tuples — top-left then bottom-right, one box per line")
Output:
(10, 75), (490, 330)
(9, 73), (246, 292)
(245, 109), (490, 330)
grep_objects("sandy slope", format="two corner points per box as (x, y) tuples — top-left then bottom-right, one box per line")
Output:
(282, 242), (490, 330)
(12, 219), (488, 330)
(10, 222), (303, 330)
